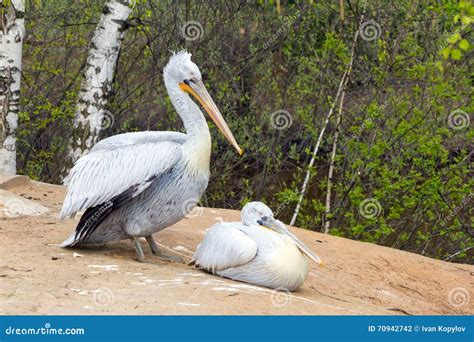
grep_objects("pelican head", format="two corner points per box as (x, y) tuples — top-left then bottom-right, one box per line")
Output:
(241, 201), (323, 265)
(164, 51), (242, 155)
(241, 201), (274, 226)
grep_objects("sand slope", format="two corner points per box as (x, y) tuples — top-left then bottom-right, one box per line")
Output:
(0, 179), (472, 315)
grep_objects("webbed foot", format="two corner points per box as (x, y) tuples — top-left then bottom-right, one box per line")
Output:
(145, 235), (184, 263)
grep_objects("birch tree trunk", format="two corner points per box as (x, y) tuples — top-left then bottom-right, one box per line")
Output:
(69, 0), (132, 162)
(323, 91), (345, 233)
(290, 0), (367, 227)
(0, 0), (25, 175)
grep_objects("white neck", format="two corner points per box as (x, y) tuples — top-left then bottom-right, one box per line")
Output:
(164, 73), (210, 137)
(164, 72), (211, 175)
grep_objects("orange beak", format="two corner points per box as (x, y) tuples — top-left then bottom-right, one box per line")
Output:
(179, 79), (243, 155)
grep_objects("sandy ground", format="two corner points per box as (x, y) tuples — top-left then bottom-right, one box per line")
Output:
(0, 179), (472, 315)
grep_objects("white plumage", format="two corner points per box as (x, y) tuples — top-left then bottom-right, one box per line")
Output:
(60, 51), (242, 262)
(61, 136), (181, 219)
(193, 223), (258, 273)
(192, 202), (322, 291)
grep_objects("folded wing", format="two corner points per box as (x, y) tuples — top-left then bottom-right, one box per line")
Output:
(60, 132), (183, 220)
(192, 223), (258, 273)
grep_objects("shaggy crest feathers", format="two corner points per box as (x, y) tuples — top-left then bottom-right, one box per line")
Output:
(163, 50), (192, 76)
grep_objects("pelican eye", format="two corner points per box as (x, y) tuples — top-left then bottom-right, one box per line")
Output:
(183, 79), (195, 85)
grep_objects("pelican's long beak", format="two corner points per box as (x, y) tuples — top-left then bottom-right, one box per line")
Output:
(257, 217), (323, 265)
(179, 79), (243, 155)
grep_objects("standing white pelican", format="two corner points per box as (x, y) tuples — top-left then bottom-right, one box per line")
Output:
(60, 51), (242, 262)
(191, 202), (322, 291)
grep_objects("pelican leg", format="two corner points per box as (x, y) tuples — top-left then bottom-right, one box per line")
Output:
(132, 237), (146, 262)
(145, 235), (183, 263)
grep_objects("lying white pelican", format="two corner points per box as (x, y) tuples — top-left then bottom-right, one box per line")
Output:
(60, 51), (242, 262)
(191, 202), (322, 291)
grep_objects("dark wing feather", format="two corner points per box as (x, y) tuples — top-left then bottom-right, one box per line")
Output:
(72, 175), (157, 244)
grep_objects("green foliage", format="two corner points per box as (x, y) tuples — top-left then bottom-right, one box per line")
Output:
(17, 0), (473, 264)
(441, 1), (473, 60)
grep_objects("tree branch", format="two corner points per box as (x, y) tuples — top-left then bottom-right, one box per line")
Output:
(290, 0), (367, 227)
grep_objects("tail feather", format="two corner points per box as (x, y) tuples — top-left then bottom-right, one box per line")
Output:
(60, 232), (77, 248)
(60, 185), (137, 247)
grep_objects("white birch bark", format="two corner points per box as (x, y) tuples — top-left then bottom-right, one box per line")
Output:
(323, 90), (345, 233)
(70, 0), (132, 161)
(290, 0), (367, 227)
(0, 0), (25, 175)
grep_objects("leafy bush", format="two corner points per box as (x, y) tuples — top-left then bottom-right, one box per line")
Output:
(17, 0), (473, 263)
